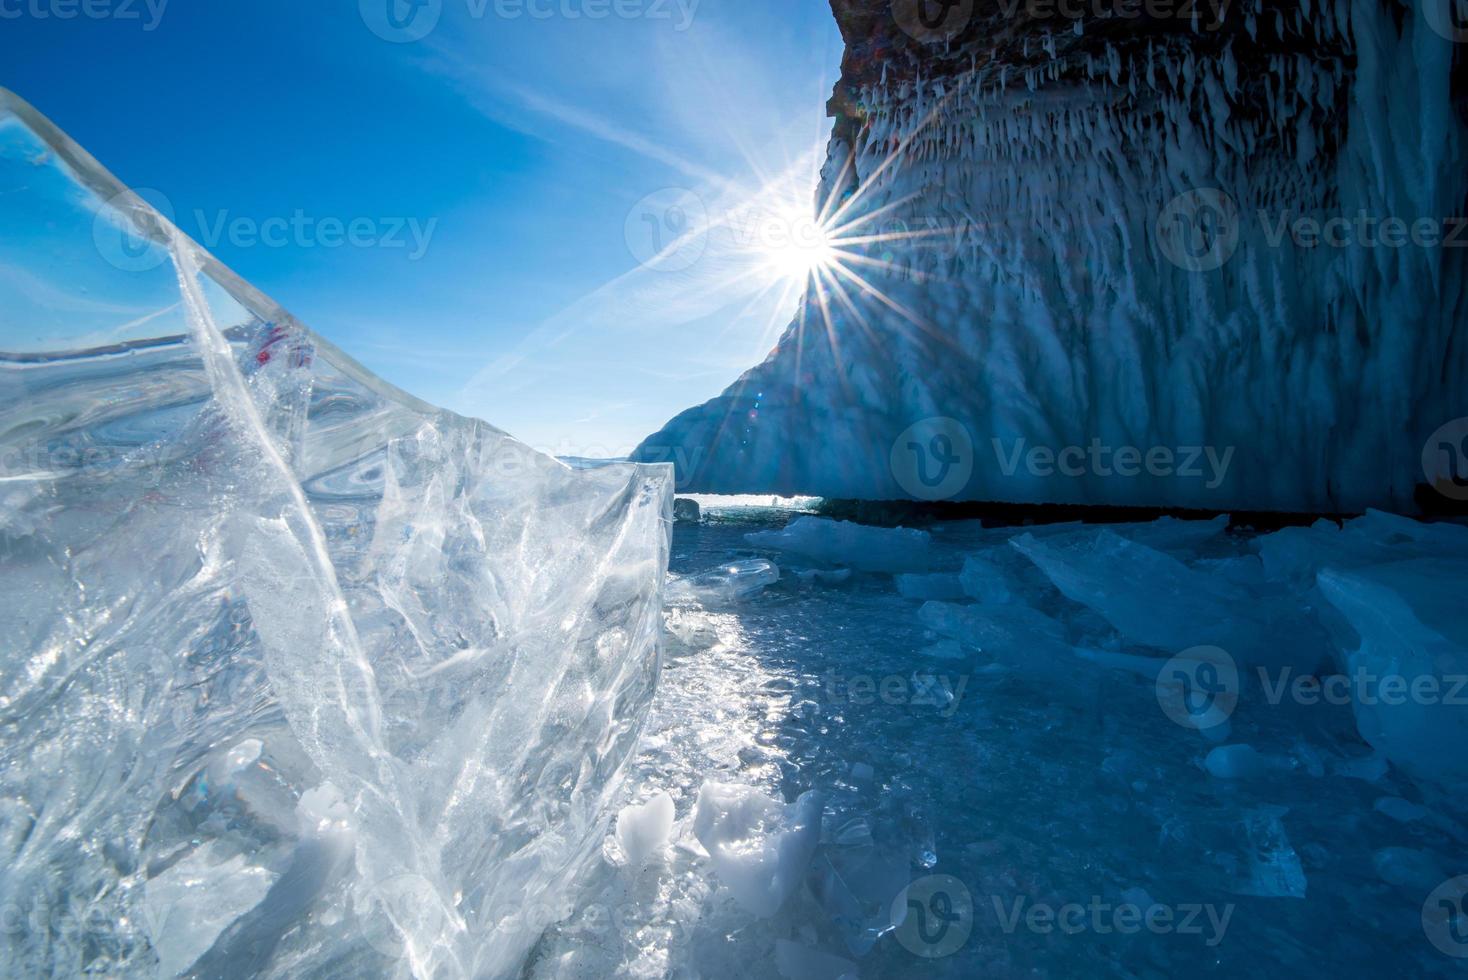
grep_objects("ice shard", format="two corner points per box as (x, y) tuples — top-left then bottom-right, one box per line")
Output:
(638, 0), (1468, 514)
(0, 90), (672, 978)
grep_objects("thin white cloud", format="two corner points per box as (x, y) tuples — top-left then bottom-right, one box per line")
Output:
(0, 261), (156, 318)
(412, 5), (842, 446)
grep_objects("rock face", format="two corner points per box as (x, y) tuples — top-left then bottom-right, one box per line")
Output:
(637, 0), (1468, 514)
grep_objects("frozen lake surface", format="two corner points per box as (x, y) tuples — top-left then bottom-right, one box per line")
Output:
(531, 503), (1468, 979)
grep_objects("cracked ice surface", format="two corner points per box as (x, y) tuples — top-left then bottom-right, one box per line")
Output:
(0, 93), (671, 978)
(535, 505), (1468, 978)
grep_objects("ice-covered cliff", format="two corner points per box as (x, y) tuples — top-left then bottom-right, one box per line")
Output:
(638, 0), (1468, 514)
(0, 91), (672, 977)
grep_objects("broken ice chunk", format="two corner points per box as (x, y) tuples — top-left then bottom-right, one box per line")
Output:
(664, 607), (722, 656)
(616, 792), (676, 868)
(143, 844), (277, 977)
(896, 572), (967, 600)
(1194, 555), (1268, 589)
(1012, 529), (1329, 670)
(1204, 744), (1269, 779)
(692, 783), (822, 918)
(1229, 807), (1307, 899)
(918, 601), (1066, 651)
(1373, 847), (1445, 891)
(746, 518), (931, 573)
(957, 553), (1017, 604)
(918, 601), (1103, 705)
(910, 671), (962, 713)
(1258, 510), (1468, 588)
(1112, 515), (1229, 553)
(1317, 558), (1468, 787)
(811, 836), (910, 955)
(0, 91), (673, 978)
(918, 639), (968, 661)
(297, 783), (355, 839)
(668, 559), (780, 605)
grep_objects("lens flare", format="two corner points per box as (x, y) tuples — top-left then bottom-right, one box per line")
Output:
(759, 213), (837, 284)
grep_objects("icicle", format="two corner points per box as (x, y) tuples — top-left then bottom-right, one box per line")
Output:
(1221, 46), (1239, 101)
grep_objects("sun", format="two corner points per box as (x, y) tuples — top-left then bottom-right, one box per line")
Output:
(756, 206), (838, 286)
(763, 237), (833, 284)
(704, 114), (959, 358)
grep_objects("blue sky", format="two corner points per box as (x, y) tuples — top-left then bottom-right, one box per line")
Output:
(0, 0), (843, 453)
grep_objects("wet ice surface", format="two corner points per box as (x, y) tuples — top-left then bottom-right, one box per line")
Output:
(530, 505), (1468, 979)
